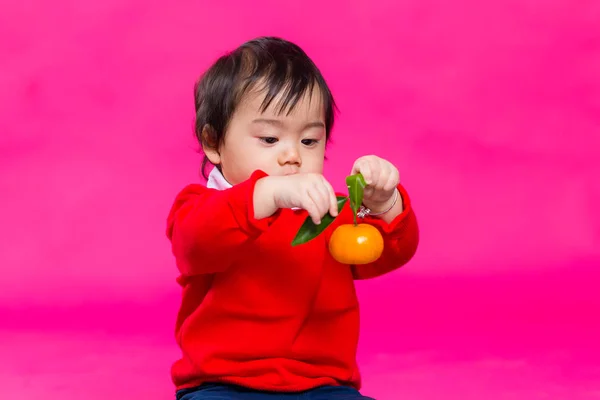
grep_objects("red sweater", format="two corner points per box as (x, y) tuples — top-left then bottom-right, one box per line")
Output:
(166, 170), (419, 392)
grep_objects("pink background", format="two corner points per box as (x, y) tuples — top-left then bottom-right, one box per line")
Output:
(1, 0), (599, 399)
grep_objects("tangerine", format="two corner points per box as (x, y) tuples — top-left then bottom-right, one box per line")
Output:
(328, 223), (384, 265)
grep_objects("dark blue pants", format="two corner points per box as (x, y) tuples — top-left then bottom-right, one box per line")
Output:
(176, 383), (375, 399)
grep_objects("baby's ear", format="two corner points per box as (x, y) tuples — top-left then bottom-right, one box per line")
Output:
(201, 124), (221, 165)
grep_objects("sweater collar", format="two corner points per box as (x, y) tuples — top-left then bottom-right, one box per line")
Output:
(207, 167), (301, 211)
(206, 167), (232, 191)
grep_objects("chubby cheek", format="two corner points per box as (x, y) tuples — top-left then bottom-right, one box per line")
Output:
(220, 151), (259, 185)
(301, 150), (325, 174)
(229, 151), (277, 182)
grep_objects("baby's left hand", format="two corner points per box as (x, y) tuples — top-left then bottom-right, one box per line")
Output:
(351, 155), (400, 213)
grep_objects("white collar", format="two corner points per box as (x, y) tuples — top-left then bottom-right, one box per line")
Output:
(206, 167), (232, 190)
(206, 167), (300, 211)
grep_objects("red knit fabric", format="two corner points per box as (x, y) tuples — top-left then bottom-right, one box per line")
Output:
(166, 170), (419, 392)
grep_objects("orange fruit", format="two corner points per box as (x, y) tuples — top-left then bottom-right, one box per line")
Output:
(328, 223), (384, 265)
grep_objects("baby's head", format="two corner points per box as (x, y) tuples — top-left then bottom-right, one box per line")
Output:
(194, 36), (336, 184)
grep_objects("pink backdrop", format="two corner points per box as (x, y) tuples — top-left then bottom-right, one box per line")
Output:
(1, 0), (599, 398)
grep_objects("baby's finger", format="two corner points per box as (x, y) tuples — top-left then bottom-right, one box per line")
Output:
(355, 160), (372, 185)
(383, 168), (400, 191)
(322, 178), (339, 217)
(308, 186), (329, 221)
(304, 195), (323, 225)
(350, 159), (362, 175)
(375, 165), (391, 190)
(367, 159), (382, 187)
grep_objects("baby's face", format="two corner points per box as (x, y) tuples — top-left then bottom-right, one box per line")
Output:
(208, 86), (327, 185)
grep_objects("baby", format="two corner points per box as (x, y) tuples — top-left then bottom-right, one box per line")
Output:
(166, 36), (419, 399)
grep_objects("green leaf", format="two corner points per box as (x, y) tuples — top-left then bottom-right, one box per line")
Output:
(291, 196), (348, 246)
(346, 173), (366, 225)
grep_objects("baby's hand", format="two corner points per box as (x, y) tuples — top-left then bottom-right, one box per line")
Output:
(351, 155), (400, 213)
(255, 174), (339, 225)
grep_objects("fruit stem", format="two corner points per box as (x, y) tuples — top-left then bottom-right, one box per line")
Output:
(347, 195), (357, 226)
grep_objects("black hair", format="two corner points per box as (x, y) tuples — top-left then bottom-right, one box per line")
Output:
(193, 36), (337, 179)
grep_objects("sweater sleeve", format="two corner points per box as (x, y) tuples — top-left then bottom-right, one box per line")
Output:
(350, 184), (419, 280)
(166, 170), (278, 276)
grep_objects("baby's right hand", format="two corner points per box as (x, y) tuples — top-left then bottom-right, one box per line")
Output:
(255, 174), (339, 225)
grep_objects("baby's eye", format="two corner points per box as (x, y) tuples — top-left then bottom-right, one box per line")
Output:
(260, 137), (278, 144)
(301, 139), (319, 146)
